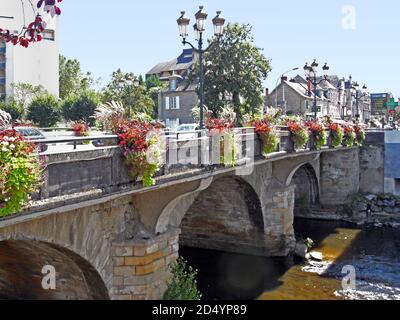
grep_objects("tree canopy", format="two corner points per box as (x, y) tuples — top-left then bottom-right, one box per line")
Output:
(102, 69), (154, 118)
(201, 23), (272, 123)
(59, 54), (93, 100)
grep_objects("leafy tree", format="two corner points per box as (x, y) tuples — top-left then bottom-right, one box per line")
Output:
(163, 257), (201, 301)
(62, 90), (100, 125)
(201, 23), (272, 123)
(0, 99), (24, 121)
(59, 54), (93, 100)
(27, 94), (61, 127)
(102, 69), (154, 118)
(10, 83), (48, 110)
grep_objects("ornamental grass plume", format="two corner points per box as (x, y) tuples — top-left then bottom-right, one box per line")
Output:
(94, 101), (127, 134)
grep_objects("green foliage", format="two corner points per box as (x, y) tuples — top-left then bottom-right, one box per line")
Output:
(102, 69), (155, 118)
(331, 129), (344, 148)
(356, 131), (366, 146)
(27, 94), (61, 127)
(59, 55), (93, 99)
(62, 90), (100, 125)
(163, 257), (201, 301)
(201, 23), (272, 122)
(261, 132), (279, 155)
(343, 132), (356, 147)
(312, 131), (327, 151)
(0, 100), (24, 121)
(10, 82), (48, 110)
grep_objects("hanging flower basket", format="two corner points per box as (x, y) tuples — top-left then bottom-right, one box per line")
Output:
(206, 118), (237, 167)
(0, 129), (43, 217)
(327, 123), (344, 148)
(288, 122), (309, 150)
(306, 121), (327, 151)
(251, 119), (279, 156)
(343, 125), (357, 147)
(118, 121), (164, 187)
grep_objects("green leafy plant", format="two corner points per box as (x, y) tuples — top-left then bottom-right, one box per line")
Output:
(0, 130), (42, 217)
(27, 94), (61, 127)
(163, 257), (202, 301)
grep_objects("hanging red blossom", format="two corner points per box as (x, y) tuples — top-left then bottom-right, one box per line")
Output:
(0, 0), (63, 47)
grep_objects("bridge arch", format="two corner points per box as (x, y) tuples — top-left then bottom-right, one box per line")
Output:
(0, 240), (109, 300)
(289, 163), (320, 216)
(179, 175), (266, 255)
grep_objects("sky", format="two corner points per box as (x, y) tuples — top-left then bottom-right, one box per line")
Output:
(59, 0), (400, 97)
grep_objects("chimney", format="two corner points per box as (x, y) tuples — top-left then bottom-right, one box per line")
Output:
(281, 76), (288, 83)
(265, 88), (269, 97)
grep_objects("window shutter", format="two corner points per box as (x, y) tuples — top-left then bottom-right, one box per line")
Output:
(176, 96), (180, 109)
(165, 97), (170, 110)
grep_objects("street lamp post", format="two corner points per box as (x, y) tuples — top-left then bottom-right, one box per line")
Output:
(349, 77), (368, 122)
(177, 6), (226, 129)
(304, 60), (330, 120)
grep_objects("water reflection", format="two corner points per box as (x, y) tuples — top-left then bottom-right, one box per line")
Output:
(181, 219), (400, 300)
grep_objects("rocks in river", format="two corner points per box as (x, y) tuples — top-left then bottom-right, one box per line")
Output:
(365, 194), (377, 202)
(294, 243), (308, 259)
(307, 251), (324, 262)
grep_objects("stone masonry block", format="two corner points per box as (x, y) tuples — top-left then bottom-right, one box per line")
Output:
(124, 250), (164, 266)
(135, 258), (165, 276)
(114, 266), (136, 277)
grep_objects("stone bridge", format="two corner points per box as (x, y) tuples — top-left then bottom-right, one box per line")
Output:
(0, 132), (367, 300)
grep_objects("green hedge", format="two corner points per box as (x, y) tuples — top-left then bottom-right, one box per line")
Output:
(62, 91), (100, 125)
(27, 95), (61, 127)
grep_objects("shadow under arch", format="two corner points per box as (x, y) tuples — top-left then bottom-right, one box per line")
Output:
(0, 240), (109, 300)
(180, 175), (265, 255)
(290, 163), (320, 217)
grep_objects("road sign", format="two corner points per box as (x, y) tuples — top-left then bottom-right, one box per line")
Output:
(312, 106), (321, 113)
(386, 98), (398, 110)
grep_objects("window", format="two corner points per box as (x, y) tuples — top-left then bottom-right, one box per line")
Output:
(170, 79), (177, 91)
(165, 96), (180, 110)
(42, 29), (55, 41)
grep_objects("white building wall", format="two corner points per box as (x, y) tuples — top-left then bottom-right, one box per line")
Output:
(1, 0), (59, 98)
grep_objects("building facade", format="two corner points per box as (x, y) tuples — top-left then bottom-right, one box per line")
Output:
(147, 49), (199, 129)
(266, 76), (342, 119)
(0, 0), (59, 100)
(266, 74), (371, 122)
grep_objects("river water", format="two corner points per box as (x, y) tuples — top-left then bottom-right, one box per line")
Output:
(181, 219), (400, 300)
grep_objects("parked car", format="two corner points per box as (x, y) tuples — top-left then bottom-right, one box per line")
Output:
(14, 127), (48, 152)
(171, 124), (200, 141)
